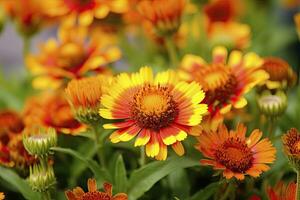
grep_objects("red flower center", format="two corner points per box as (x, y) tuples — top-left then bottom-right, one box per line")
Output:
(215, 137), (253, 173)
(131, 84), (178, 131)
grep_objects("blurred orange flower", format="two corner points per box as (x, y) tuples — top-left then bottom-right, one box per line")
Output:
(138, 0), (186, 36)
(0, 110), (35, 169)
(196, 123), (276, 180)
(44, 0), (129, 26)
(26, 24), (120, 89)
(23, 91), (85, 135)
(0, 0), (56, 36)
(261, 57), (296, 89)
(267, 182), (296, 200)
(65, 179), (128, 200)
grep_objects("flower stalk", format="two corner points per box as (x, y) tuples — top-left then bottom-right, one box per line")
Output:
(165, 36), (179, 68)
(92, 124), (106, 168)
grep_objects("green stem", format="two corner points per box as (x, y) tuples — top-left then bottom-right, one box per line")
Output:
(297, 171), (300, 200)
(268, 117), (276, 140)
(220, 182), (235, 200)
(23, 36), (31, 58)
(42, 190), (51, 200)
(165, 35), (178, 68)
(92, 125), (106, 168)
(139, 147), (145, 167)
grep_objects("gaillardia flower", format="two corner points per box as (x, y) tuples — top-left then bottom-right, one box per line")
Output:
(282, 128), (300, 170)
(257, 90), (287, 118)
(26, 24), (120, 89)
(267, 181), (296, 200)
(100, 67), (208, 160)
(65, 179), (128, 200)
(261, 57), (297, 90)
(44, 0), (129, 26)
(196, 123), (276, 180)
(179, 46), (269, 117)
(23, 91), (85, 135)
(138, 0), (186, 36)
(65, 75), (112, 125)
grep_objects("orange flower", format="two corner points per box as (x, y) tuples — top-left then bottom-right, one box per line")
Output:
(261, 57), (297, 90)
(267, 182), (296, 200)
(100, 67), (207, 160)
(65, 75), (112, 124)
(26, 24), (120, 89)
(65, 179), (128, 200)
(44, 0), (129, 26)
(0, 192), (4, 200)
(0, 110), (24, 143)
(138, 0), (186, 36)
(179, 46), (269, 117)
(23, 91), (85, 135)
(282, 128), (300, 169)
(0, 0), (55, 36)
(196, 123), (276, 180)
(207, 21), (251, 49)
(204, 0), (239, 24)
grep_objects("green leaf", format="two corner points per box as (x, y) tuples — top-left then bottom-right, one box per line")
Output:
(114, 154), (128, 193)
(127, 156), (199, 200)
(168, 168), (190, 199)
(0, 166), (41, 200)
(189, 182), (223, 200)
(67, 140), (98, 186)
(51, 147), (111, 184)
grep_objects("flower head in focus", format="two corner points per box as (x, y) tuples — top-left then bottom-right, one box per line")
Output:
(26, 24), (120, 89)
(267, 181), (296, 200)
(138, 0), (186, 36)
(179, 46), (269, 119)
(65, 178), (128, 200)
(100, 67), (207, 160)
(65, 75), (112, 124)
(282, 128), (300, 170)
(261, 57), (297, 90)
(44, 0), (129, 26)
(196, 123), (276, 180)
(23, 91), (85, 135)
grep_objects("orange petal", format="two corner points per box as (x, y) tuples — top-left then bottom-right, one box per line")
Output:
(88, 179), (97, 192)
(172, 141), (185, 156)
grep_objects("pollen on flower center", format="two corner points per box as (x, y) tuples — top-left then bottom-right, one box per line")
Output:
(215, 138), (253, 173)
(131, 84), (178, 131)
(195, 65), (237, 105)
(82, 191), (110, 200)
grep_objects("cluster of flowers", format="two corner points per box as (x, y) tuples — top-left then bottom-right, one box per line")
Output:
(0, 0), (299, 199)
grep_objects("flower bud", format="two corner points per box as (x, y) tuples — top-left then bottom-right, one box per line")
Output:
(29, 163), (56, 192)
(257, 90), (287, 118)
(23, 127), (57, 157)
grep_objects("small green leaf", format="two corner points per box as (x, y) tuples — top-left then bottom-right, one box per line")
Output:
(189, 181), (223, 200)
(0, 166), (41, 200)
(128, 156), (199, 200)
(51, 147), (111, 184)
(114, 154), (128, 193)
(168, 168), (190, 199)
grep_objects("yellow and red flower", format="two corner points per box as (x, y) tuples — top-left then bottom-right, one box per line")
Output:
(179, 46), (269, 118)
(26, 24), (120, 89)
(44, 0), (129, 26)
(138, 0), (186, 36)
(100, 67), (207, 160)
(196, 123), (276, 180)
(65, 179), (128, 200)
(267, 181), (296, 200)
(23, 91), (85, 135)
(261, 57), (296, 89)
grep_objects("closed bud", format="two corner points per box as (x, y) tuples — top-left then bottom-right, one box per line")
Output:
(257, 90), (287, 118)
(23, 127), (57, 157)
(29, 163), (56, 192)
